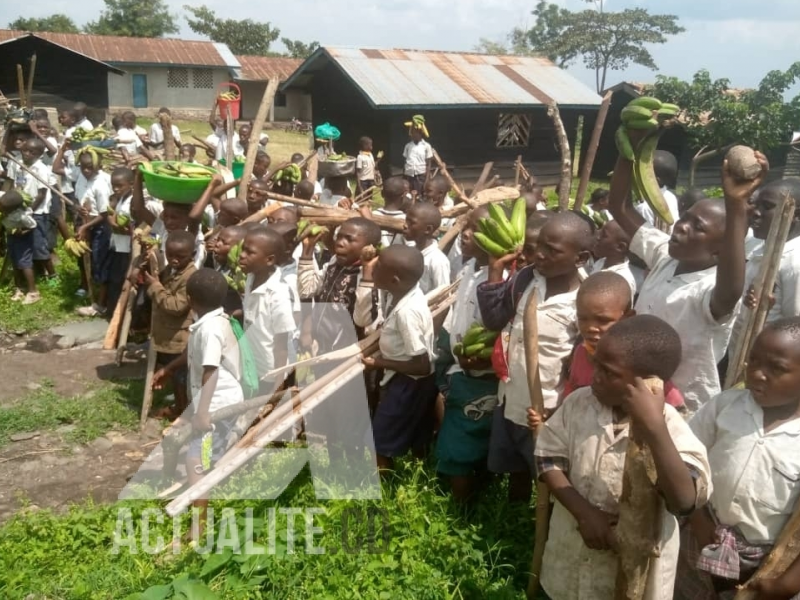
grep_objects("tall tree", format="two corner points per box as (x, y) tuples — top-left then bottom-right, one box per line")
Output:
(9, 14), (80, 33)
(184, 5), (280, 56)
(649, 65), (800, 185)
(510, 0), (684, 93)
(84, 0), (178, 37)
(282, 38), (320, 60)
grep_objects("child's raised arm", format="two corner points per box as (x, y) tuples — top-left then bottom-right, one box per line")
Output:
(131, 168), (156, 226)
(710, 153), (768, 321)
(189, 174), (224, 226)
(607, 154), (646, 240)
(51, 140), (70, 176)
(476, 255), (526, 332)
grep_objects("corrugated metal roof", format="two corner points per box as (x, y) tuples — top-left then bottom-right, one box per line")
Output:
(235, 55), (302, 82)
(0, 30), (238, 68)
(287, 47), (601, 108)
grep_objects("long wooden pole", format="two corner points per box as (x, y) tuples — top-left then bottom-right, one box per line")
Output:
(523, 290), (550, 600)
(26, 54), (36, 110)
(139, 253), (160, 430)
(472, 162), (495, 196)
(103, 234), (142, 350)
(3, 153), (74, 207)
(432, 150), (478, 208)
(237, 77), (280, 202)
(574, 91), (612, 212)
(16, 64), (26, 108)
(548, 104), (572, 212)
(161, 113), (176, 161)
(725, 193), (795, 389)
(225, 105), (234, 168)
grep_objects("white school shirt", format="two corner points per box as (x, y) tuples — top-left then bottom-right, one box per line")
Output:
(729, 236), (800, 355)
(59, 148), (77, 194)
(187, 308), (244, 413)
(115, 127), (143, 155)
(41, 136), (59, 166)
(631, 225), (737, 413)
(6, 159), (53, 214)
(690, 389), (800, 544)
(419, 243), (451, 295)
(150, 218), (207, 271)
(74, 171), (111, 217)
(149, 122), (182, 146)
(356, 152), (375, 181)
(536, 386), (711, 600)
(110, 193), (133, 253)
(373, 207), (406, 248)
(243, 270), (297, 375)
(376, 284), (435, 386)
(447, 236), (464, 283)
(403, 140), (433, 177)
(500, 273), (579, 422)
(76, 118), (93, 132)
(635, 187), (680, 233)
(590, 257), (637, 297)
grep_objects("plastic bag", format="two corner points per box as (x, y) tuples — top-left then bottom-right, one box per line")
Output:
(229, 317), (259, 399)
(314, 122), (340, 141)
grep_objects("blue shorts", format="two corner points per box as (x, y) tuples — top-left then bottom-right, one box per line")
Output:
(32, 214), (52, 260)
(487, 401), (536, 477)
(7, 230), (34, 269)
(372, 373), (437, 457)
(88, 222), (112, 284)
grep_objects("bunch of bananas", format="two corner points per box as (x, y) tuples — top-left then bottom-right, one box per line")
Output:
(140, 161), (213, 179)
(223, 241), (246, 294)
(65, 238), (91, 257)
(296, 352), (316, 385)
(295, 220), (328, 242)
(218, 90), (240, 101)
(453, 323), (498, 360)
(70, 126), (111, 143)
(325, 153), (350, 162)
(615, 96), (681, 225)
(116, 213), (131, 227)
(76, 145), (111, 169)
(474, 198), (527, 258)
(274, 163), (302, 184)
(404, 114), (430, 138)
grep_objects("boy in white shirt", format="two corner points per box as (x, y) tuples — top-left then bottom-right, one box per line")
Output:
(358, 245), (438, 472)
(591, 220), (637, 297)
(0, 191), (39, 304)
(423, 175), (455, 230)
(403, 122), (433, 197)
(536, 315), (711, 600)
(403, 202), (450, 294)
(356, 136), (376, 195)
(238, 227), (296, 395)
(678, 318), (800, 600)
(106, 167), (135, 313)
(609, 144), (766, 413)
(370, 176), (407, 248)
(148, 108), (182, 149)
(5, 138), (58, 283)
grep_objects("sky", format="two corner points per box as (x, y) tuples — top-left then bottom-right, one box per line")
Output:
(9, 0), (800, 94)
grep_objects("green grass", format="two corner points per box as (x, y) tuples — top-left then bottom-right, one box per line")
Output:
(0, 458), (542, 599)
(0, 379), (142, 448)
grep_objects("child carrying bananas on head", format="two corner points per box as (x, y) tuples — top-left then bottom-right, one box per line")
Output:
(476, 210), (594, 503)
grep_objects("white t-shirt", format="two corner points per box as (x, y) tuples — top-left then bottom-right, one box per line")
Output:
(419, 243), (451, 295)
(376, 284), (436, 385)
(6, 159), (54, 215)
(635, 187), (680, 233)
(590, 257), (637, 298)
(74, 171), (112, 217)
(150, 217), (207, 271)
(187, 308), (244, 413)
(403, 140), (433, 177)
(373, 207), (406, 248)
(356, 152), (375, 181)
(115, 127), (144, 155)
(110, 193), (133, 253)
(631, 225), (737, 413)
(242, 269), (297, 375)
(149, 122), (182, 146)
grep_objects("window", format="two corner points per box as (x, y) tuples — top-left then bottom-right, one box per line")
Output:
(496, 113), (532, 148)
(192, 68), (213, 89)
(167, 67), (189, 89)
(274, 91), (287, 108)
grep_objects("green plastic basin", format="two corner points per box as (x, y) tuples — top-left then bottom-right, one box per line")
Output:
(139, 161), (217, 204)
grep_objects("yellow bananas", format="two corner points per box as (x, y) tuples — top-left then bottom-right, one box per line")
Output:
(404, 114), (430, 138)
(453, 323), (499, 360)
(65, 238), (90, 257)
(218, 91), (240, 101)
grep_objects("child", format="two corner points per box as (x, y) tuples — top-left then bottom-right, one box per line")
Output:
(356, 136), (376, 194)
(679, 318), (800, 599)
(253, 151), (271, 181)
(519, 211), (552, 268)
(728, 178), (800, 360)
(144, 230), (197, 418)
(5, 137), (57, 284)
(73, 102), (93, 132)
(435, 207), (500, 501)
(319, 176), (351, 208)
(149, 108), (182, 149)
(153, 268), (243, 537)
(238, 227), (296, 393)
(403, 119), (432, 196)
(294, 179), (316, 201)
(212, 225), (245, 319)
(106, 167), (135, 313)
(371, 176), (407, 248)
(404, 202), (450, 294)
(535, 315), (711, 600)
(246, 179), (271, 218)
(477, 211), (592, 502)
(116, 111), (154, 161)
(179, 144), (199, 164)
(634, 150), (680, 231)
(423, 175), (455, 229)
(0, 191), (39, 304)
(237, 122), (268, 156)
(608, 146), (765, 413)
(358, 245), (438, 471)
(586, 187), (612, 222)
(590, 220), (637, 297)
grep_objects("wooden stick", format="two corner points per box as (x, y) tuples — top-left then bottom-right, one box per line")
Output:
(514, 155), (522, 188)
(225, 105), (234, 169)
(139, 342), (158, 431)
(725, 193), (795, 389)
(237, 77), (280, 202)
(82, 252), (95, 306)
(26, 54), (36, 110)
(3, 153), (75, 207)
(16, 64), (25, 108)
(438, 214), (468, 254)
(472, 162), (495, 196)
(574, 91), (612, 212)
(736, 497), (800, 599)
(440, 186), (521, 219)
(104, 232), (144, 350)
(432, 150), (477, 208)
(192, 135), (214, 153)
(547, 103), (572, 211)
(161, 113), (176, 161)
(241, 201), (284, 225)
(294, 204), (408, 234)
(523, 289), (549, 600)
(307, 154), (319, 184)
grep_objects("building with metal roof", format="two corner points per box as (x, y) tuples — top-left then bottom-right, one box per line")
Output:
(234, 56), (310, 122)
(283, 46), (602, 181)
